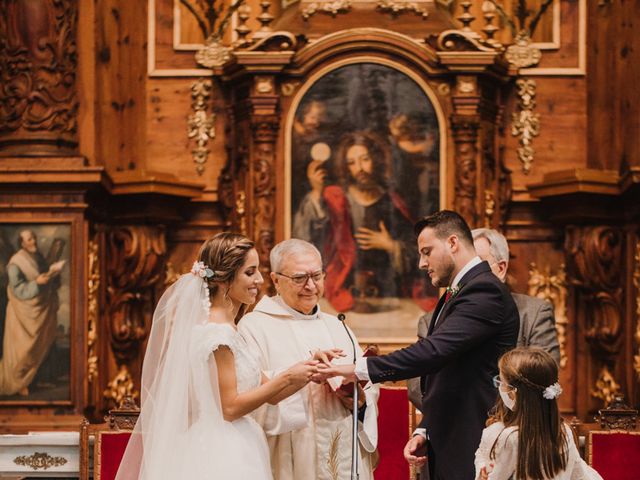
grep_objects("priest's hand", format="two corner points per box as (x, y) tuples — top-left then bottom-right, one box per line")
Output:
(334, 382), (366, 411)
(310, 348), (345, 365)
(403, 434), (427, 467)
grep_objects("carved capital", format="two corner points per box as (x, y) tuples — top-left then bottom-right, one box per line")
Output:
(0, 0), (79, 155)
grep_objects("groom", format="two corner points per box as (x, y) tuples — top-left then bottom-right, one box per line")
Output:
(320, 210), (519, 480)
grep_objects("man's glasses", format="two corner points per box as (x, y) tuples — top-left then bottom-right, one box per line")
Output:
(276, 270), (326, 286)
(492, 375), (516, 391)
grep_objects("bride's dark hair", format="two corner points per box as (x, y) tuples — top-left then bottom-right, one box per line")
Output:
(198, 232), (255, 311)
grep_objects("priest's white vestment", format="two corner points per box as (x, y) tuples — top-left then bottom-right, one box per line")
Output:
(238, 295), (379, 480)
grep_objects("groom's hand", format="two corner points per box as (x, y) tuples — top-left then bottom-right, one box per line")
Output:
(403, 434), (427, 467)
(311, 363), (356, 384)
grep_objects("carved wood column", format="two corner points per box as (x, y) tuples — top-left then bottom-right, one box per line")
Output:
(104, 226), (166, 408)
(0, 0), (79, 155)
(451, 113), (480, 226)
(565, 225), (625, 414)
(249, 77), (278, 290)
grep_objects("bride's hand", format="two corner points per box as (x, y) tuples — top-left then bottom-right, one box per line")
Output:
(286, 360), (319, 387)
(310, 348), (346, 365)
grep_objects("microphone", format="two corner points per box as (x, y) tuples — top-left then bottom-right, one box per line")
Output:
(338, 312), (359, 480)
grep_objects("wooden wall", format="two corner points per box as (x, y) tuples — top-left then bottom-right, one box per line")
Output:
(0, 0), (639, 430)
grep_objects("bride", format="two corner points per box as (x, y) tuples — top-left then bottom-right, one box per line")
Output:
(116, 233), (337, 479)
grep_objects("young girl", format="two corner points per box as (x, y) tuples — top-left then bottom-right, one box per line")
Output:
(475, 347), (603, 480)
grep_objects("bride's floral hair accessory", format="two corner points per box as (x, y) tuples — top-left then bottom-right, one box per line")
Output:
(543, 382), (563, 400)
(191, 261), (214, 279)
(191, 261), (213, 315)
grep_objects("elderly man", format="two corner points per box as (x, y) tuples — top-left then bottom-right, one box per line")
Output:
(320, 210), (519, 480)
(238, 239), (379, 480)
(408, 228), (560, 407)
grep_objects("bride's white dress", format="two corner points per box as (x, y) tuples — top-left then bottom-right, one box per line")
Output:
(115, 274), (273, 480)
(179, 323), (273, 479)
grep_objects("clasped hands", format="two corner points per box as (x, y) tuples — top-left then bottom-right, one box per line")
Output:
(298, 349), (359, 386)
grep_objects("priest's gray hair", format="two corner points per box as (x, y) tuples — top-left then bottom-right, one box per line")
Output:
(270, 239), (322, 272)
(471, 228), (509, 266)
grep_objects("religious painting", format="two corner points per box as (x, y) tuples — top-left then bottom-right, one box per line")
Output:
(0, 223), (72, 403)
(288, 62), (443, 342)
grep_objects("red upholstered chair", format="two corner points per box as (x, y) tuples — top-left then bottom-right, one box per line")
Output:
(80, 396), (140, 480)
(375, 385), (415, 480)
(588, 430), (640, 480)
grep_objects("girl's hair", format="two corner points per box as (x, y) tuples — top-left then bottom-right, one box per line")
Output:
(488, 347), (567, 480)
(197, 232), (255, 318)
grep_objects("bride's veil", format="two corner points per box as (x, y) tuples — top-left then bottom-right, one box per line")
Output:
(115, 273), (229, 479)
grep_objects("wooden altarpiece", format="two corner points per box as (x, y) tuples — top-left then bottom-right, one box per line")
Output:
(214, 3), (512, 345)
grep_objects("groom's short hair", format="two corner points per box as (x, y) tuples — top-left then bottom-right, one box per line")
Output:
(414, 210), (474, 247)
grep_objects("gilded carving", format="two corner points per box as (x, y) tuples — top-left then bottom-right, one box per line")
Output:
(437, 83), (451, 96)
(457, 79), (475, 94)
(376, 0), (429, 19)
(511, 79), (540, 174)
(187, 79), (216, 175)
(484, 190), (495, 228)
(255, 76), (274, 94)
(14, 452), (67, 470)
(104, 364), (138, 407)
(281, 81), (301, 97)
(196, 36), (232, 68)
(87, 240), (99, 384)
(180, 0), (245, 67)
(236, 190), (248, 236)
(528, 263), (568, 369)
(0, 0), (79, 154)
(301, 0), (352, 20)
(505, 32), (542, 69)
(634, 240), (640, 378)
(591, 365), (621, 407)
(451, 116), (479, 227)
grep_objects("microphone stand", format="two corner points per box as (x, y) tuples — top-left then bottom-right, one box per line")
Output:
(338, 313), (359, 480)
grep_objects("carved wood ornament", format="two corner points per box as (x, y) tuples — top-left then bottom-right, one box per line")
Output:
(0, 0), (79, 155)
(566, 226), (624, 407)
(104, 226), (167, 405)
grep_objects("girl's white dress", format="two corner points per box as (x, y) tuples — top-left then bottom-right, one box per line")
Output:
(474, 422), (604, 480)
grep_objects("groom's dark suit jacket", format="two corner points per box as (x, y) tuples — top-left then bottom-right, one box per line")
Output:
(367, 261), (518, 480)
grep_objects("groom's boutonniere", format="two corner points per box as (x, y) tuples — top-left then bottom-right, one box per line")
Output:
(445, 284), (463, 302)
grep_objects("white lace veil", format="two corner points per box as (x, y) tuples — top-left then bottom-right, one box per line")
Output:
(115, 272), (233, 479)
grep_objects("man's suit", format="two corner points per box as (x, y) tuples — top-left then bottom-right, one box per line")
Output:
(367, 261), (519, 480)
(408, 292), (560, 409)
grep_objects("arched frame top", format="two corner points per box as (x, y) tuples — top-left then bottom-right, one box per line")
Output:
(282, 55), (450, 239)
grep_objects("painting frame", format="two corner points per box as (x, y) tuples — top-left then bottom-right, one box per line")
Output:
(283, 57), (448, 350)
(0, 215), (83, 407)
